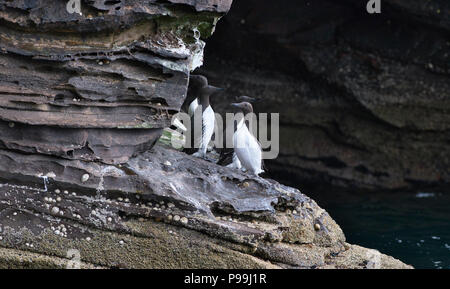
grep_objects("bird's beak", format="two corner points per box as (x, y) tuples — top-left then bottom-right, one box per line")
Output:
(208, 85), (224, 95)
(211, 85), (224, 91)
(230, 103), (240, 108)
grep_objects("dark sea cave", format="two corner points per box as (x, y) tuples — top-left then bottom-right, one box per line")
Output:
(200, 0), (450, 269)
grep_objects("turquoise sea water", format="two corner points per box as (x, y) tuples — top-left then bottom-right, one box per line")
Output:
(305, 189), (450, 269)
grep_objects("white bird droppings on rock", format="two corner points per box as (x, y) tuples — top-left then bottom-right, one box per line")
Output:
(119, 240), (124, 245)
(163, 161), (171, 166)
(86, 237), (91, 241)
(46, 172), (56, 178)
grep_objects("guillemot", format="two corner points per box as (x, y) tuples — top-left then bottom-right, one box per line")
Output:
(182, 76), (222, 157)
(217, 96), (259, 167)
(171, 75), (207, 131)
(229, 102), (264, 175)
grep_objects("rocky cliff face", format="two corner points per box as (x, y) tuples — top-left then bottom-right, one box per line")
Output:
(201, 0), (450, 192)
(0, 0), (229, 164)
(0, 144), (411, 268)
(0, 0), (412, 268)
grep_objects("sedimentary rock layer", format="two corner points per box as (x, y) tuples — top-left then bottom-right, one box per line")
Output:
(0, 0), (230, 164)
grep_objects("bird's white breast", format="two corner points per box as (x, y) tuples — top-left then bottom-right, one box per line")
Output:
(233, 120), (263, 175)
(192, 104), (215, 149)
(202, 105), (215, 144)
(188, 98), (199, 117)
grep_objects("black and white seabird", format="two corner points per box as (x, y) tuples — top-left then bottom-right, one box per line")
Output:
(229, 102), (264, 175)
(171, 75), (207, 131)
(182, 75), (222, 157)
(217, 96), (259, 167)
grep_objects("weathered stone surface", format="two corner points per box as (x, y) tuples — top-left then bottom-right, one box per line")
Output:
(0, 246), (101, 269)
(0, 0), (228, 164)
(201, 0), (450, 191)
(0, 120), (163, 164)
(0, 144), (411, 268)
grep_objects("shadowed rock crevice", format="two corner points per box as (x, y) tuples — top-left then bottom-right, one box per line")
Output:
(200, 0), (450, 191)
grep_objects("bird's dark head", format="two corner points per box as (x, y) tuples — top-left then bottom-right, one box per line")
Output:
(190, 74), (223, 99)
(189, 74), (208, 89)
(203, 85), (223, 97)
(231, 102), (253, 114)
